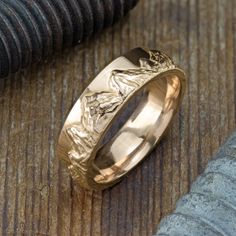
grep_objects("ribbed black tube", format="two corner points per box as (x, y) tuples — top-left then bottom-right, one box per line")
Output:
(0, 0), (139, 78)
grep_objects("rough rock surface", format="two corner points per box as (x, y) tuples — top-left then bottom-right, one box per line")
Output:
(156, 132), (236, 236)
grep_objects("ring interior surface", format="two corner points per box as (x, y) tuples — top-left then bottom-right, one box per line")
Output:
(94, 72), (183, 183)
(57, 48), (185, 190)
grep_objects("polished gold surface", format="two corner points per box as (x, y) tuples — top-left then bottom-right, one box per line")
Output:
(57, 48), (186, 190)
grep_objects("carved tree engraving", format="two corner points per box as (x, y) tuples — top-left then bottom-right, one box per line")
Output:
(66, 50), (175, 181)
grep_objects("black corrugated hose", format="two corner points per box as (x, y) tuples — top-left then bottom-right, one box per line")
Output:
(0, 0), (139, 78)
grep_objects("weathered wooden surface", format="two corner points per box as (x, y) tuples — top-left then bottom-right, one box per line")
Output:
(0, 0), (235, 235)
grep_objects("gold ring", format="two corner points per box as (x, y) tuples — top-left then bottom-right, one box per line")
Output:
(57, 48), (186, 190)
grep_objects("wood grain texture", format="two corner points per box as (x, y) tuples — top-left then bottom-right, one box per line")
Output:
(0, 0), (235, 235)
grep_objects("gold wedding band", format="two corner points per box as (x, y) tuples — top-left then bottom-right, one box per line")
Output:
(57, 48), (186, 190)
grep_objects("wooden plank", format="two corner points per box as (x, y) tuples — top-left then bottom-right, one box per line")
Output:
(0, 0), (235, 235)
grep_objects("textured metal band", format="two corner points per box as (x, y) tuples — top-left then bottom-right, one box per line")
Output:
(57, 48), (186, 190)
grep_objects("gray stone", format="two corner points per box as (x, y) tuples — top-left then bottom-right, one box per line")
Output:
(156, 131), (236, 236)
